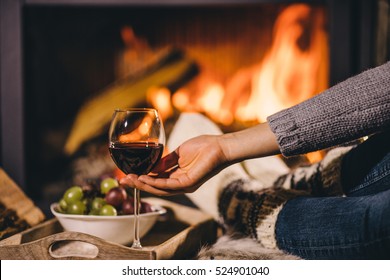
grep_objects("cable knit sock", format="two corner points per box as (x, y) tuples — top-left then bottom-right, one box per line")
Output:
(167, 113), (251, 220)
(273, 146), (353, 196)
(218, 179), (307, 249)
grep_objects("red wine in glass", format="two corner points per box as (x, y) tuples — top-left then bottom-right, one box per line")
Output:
(109, 142), (164, 176)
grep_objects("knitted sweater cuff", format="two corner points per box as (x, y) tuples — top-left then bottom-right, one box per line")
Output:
(267, 109), (304, 157)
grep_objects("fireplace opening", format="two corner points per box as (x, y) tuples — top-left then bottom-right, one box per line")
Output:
(0, 0), (385, 214)
(22, 3), (330, 210)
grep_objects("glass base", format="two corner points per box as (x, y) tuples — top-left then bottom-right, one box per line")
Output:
(131, 240), (142, 249)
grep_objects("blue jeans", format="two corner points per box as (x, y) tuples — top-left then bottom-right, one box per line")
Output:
(275, 131), (390, 259)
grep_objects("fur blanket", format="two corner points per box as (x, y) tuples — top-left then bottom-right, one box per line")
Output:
(197, 234), (301, 260)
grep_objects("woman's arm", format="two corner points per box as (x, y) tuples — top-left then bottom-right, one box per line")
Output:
(220, 122), (280, 163)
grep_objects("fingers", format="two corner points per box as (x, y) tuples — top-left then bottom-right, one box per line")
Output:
(119, 174), (138, 187)
(138, 175), (185, 190)
(134, 180), (184, 196)
(152, 151), (179, 173)
(119, 174), (190, 196)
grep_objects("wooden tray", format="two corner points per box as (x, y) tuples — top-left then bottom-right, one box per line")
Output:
(0, 198), (218, 260)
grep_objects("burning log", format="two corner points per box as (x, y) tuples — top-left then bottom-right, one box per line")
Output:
(64, 47), (198, 155)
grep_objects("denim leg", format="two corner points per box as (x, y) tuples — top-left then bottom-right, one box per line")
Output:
(345, 152), (390, 196)
(275, 189), (390, 259)
(341, 131), (390, 196)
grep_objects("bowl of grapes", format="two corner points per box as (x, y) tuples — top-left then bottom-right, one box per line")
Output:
(51, 176), (166, 245)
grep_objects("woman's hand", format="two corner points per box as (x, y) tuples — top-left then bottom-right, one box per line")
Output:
(120, 122), (280, 196)
(120, 134), (229, 196)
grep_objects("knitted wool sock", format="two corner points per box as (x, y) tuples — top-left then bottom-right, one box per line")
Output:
(218, 179), (307, 249)
(273, 146), (353, 196)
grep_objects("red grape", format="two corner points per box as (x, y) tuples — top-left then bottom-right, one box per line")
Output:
(121, 197), (135, 215)
(105, 186), (127, 208)
(141, 201), (153, 213)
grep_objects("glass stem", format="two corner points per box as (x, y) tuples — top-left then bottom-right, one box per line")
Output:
(132, 188), (142, 249)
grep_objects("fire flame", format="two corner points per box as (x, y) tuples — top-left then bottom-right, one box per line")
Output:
(165, 4), (329, 125)
(236, 4), (328, 122)
(147, 86), (173, 120)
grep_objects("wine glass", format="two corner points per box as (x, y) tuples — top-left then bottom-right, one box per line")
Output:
(108, 108), (165, 249)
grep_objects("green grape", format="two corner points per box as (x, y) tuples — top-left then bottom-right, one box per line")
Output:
(91, 197), (106, 211)
(99, 204), (117, 216)
(59, 198), (68, 211)
(63, 186), (83, 204)
(66, 201), (86, 215)
(100, 178), (119, 194)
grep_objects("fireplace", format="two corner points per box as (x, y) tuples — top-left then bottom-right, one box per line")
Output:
(1, 0), (388, 211)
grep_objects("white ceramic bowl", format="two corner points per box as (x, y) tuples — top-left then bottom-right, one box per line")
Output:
(50, 203), (166, 245)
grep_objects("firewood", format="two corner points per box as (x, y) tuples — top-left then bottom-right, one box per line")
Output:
(0, 169), (45, 240)
(0, 168), (45, 228)
(0, 227), (24, 240)
(0, 208), (18, 230)
(64, 48), (198, 155)
(0, 207), (29, 239)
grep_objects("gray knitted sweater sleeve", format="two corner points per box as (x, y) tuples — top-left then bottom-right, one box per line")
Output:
(267, 61), (390, 157)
